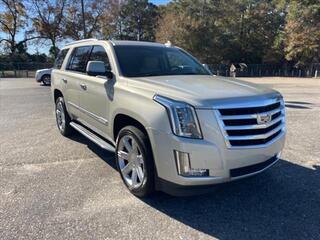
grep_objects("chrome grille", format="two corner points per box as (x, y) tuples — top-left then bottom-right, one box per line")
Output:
(215, 99), (285, 148)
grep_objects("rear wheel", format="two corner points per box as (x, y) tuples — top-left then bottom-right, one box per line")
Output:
(55, 97), (73, 136)
(115, 126), (155, 197)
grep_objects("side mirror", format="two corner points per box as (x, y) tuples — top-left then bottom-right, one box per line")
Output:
(86, 61), (113, 79)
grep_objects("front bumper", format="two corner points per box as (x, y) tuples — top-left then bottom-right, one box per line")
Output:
(156, 155), (279, 196)
(35, 72), (41, 82)
(147, 109), (285, 195)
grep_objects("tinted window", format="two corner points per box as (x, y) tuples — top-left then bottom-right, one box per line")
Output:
(88, 45), (111, 71)
(167, 51), (192, 68)
(114, 46), (210, 77)
(54, 49), (69, 69)
(67, 46), (92, 72)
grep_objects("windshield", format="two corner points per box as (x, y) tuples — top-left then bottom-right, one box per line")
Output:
(114, 45), (211, 77)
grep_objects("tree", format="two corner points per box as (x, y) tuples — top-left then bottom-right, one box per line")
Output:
(226, 0), (286, 64)
(100, 0), (125, 39)
(0, 0), (30, 55)
(64, 0), (108, 40)
(284, 0), (320, 64)
(119, 0), (159, 41)
(156, 0), (231, 63)
(156, 0), (286, 64)
(30, 0), (67, 57)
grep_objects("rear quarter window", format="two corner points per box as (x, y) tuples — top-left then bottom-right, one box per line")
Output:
(53, 49), (69, 69)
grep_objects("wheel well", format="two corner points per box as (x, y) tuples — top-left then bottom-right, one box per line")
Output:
(54, 89), (63, 103)
(113, 114), (148, 141)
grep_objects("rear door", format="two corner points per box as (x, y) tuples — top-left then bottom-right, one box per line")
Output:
(63, 46), (92, 119)
(78, 45), (112, 137)
(52, 48), (69, 97)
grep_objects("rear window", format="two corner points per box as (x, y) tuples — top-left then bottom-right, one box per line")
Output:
(53, 49), (69, 69)
(67, 46), (92, 72)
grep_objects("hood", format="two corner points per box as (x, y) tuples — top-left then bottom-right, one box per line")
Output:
(37, 68), (52, 73)
(128, 75), (281, 108)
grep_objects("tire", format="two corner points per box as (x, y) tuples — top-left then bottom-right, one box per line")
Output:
(115, 126), (155, 197)
(41, 75), (51, 86)
(55, 97), (74, 136)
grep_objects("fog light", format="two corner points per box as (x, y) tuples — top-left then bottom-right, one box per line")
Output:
(174, 150), (209, 177)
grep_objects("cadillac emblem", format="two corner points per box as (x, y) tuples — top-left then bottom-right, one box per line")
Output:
(257, 113), (272, 124)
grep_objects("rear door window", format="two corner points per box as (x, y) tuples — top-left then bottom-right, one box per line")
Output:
(53, 49), (69, 69)
(88, 45), (111, 71)
(67, 46), (92, 73)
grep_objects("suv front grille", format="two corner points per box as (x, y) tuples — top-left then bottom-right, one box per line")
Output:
(215, 99), (285, 148)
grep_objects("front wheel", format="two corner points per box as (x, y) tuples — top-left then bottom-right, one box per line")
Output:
(42, 75), (51, 85)
(115, 126), (155, 197)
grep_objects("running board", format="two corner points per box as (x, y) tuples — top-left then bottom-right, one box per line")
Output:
(70, 122), (115, 152)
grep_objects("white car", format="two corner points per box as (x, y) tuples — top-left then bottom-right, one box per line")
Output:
(35, 68), (52, 85)
(51, 39), (286, 197)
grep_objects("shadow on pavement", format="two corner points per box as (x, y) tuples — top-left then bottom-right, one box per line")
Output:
(69, 133), (320, 239)
(285, 101), (313, 105)
(69, 133), (117, 170)
(285, 104), (311, 109)
(142, 160), (320, 239)
(285, 101), (313, 109)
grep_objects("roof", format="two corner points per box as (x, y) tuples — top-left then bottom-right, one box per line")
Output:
(63, 39), (170, 49)
(64, 38), (99, 46)
(110, 40), (166, 47)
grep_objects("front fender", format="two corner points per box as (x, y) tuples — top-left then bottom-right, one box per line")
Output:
(110, 93), (172, 140)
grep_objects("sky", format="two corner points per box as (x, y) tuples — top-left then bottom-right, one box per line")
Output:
(150, 0), (171, 4)
(0, 0), (172, 55)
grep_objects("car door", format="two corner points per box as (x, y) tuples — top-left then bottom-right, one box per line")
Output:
(63, 46), (92, 119)
(78, 45), (113, 138)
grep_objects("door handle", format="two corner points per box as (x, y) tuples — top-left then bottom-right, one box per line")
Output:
(62, 78), (67, 84)
(80, 83), (87, 90)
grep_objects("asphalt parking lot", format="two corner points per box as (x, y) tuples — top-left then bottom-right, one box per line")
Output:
(0, 77), (319, 240)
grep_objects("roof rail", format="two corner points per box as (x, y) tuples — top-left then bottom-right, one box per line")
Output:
(65, 38), (98, 46)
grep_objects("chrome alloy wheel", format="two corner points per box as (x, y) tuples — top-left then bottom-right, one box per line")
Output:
(117, 135), (145, 189)
(56, 100), (66, 132)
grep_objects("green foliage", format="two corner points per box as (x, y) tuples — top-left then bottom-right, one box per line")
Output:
(157, 0), (288, 64)
(119, 0), (159, 41)
(0, 0), (319, 65)
(284, 0), (320, 64)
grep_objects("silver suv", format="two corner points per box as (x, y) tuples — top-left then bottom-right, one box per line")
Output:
(51, 39), (286, 197)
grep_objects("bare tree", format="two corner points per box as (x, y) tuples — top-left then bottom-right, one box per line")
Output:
(30, 0), (67, 57)
(64, 0), (108, 40)
(0, 0), (37, 55)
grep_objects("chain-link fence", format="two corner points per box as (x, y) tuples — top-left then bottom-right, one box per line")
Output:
(0, 62), (53, 78)
(208, 63), (320, 78)
(1, 62), (320, 78)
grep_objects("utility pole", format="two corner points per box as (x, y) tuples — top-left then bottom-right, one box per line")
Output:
(118, 0), (123, 39)
(81, 0), (86, 39)
(134, 1), (141, 41)
(137, 18), (141, 41)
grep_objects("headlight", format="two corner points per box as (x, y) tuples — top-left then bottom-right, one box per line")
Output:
(153, 95), (202, 139)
